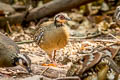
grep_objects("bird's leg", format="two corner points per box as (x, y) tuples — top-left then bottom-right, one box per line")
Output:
(53, 50), (56, 61)
(52, 50), (62, 66)
(45, 51), (62, 67)
(47, 50), (56, 63)
(46, 51), (58, 65)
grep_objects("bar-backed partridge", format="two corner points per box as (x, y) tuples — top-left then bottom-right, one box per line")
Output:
(0, 32), (31, 73)
(34, 13), (71, 63)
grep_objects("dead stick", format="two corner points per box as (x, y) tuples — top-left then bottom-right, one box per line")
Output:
(106, 56), (120, 74)
(108, 33), (120, 41)
(69, 38), (120, 43)
(55, 76), (80, 80)
(15, 40), (34, 44)
(26, 0), (98, 21)
(40, 67), (49, 75)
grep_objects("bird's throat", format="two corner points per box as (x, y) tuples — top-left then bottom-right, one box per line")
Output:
(54, 21), (63, 27)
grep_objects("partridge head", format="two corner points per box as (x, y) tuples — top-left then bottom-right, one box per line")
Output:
(13, 54), (32, 73)
(54, 13), (71, 25)
(0, 32), (32, 73)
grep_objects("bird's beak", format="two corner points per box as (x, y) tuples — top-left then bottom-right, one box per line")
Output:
(26, 66), (32, 73)
(58, 17), (71, 23)
(66, 17), (72, 21)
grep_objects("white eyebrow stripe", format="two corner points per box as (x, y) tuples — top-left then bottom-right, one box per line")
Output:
(18, 54), (29, 65)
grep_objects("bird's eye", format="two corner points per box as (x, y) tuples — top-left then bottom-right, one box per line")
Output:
(60, 16), (65, 19)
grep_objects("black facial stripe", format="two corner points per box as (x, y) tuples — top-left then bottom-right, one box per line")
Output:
(55, 15), (61, 21)
(23, 54), (31, 65)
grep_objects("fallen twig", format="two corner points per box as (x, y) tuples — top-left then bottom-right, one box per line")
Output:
(108, 33), (120, 41)
(106, 56), (120, 74)
(69, 38), (120, 43)
(40, 67), (49, 75)
(55, 76), (80, 80)
(69, 32), (101, 39)
(15, 40), (34, 44)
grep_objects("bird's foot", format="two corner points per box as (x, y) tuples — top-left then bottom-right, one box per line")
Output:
(42, 61), (62, 67)
(51, 61), (63, 67)
(42, 63), (57, 67)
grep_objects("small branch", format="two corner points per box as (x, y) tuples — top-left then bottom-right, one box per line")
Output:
(108, 33), (120, 41)
(15, 40), (34, 44)
(40, 67), (49, 75)
(105, 56), (120, 74)
(55, 76), (80, 80)
(69, 38), (120, 43)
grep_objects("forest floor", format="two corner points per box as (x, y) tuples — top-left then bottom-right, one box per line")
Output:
(0, 1), (120, 80)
